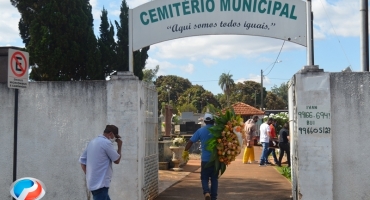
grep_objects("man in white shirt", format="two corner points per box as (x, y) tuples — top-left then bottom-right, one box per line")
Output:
(259, 118), (273, 167)
(79, 125), (122, 200)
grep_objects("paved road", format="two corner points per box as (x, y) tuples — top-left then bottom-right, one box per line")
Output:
(157, 146), (292, 200)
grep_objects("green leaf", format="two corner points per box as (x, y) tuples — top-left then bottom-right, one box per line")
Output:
(214, 159), (220, 175)
(220, 163), (226, 176)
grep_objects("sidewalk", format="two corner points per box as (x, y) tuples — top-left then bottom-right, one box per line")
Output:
(157, 146), (292, 200)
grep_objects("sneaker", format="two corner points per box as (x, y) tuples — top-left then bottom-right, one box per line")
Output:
(259, 164), (267, 167)
(204, 193), (211, 200)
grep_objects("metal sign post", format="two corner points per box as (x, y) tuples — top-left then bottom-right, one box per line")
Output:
(7, 49), (29, 184)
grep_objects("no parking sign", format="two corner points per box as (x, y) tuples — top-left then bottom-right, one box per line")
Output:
(8, 49), (29, 89)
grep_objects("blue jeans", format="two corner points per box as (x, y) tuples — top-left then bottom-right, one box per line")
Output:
(260, 142), (269, 165)
(91, 187), (111, 200)
(201, 161), (218, 200)
(267, 148), (278, 164)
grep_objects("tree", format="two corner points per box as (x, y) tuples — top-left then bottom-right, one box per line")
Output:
(115, 0), (149, 79)
(98, 7), (117, 77)
(12, 0), (102, 81)
(218, 72), (235, 107)
(271, 82), (289, 106)
(214, 93), (227, 109)
(114, 0), (128, 72)
(143, 65), (159, 83)
(177, 103), (197, 113)
(133, 47), (150, 80)
(155, 75), (193, 114)
(229, 81), (265, 109)
(265, 92), (286, 110)
(177, 85), (221, 113)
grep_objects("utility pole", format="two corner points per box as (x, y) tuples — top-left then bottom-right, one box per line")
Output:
(255, 90), (258, 106)
(260, 70), (263, 110)
(360, 0), (369, 71)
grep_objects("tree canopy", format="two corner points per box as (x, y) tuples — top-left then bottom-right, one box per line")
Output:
(271, 82), (289, 107)
(155, 75), (193, 107)
(265, 91), (286, 110)
(98, 7), (117, 77)
(11, 0), (149, 81)
(115, 0), (149, 80)
(218, 72), (235, 107)
(11, 0), (102, 81)
(143, 65), (159, 83)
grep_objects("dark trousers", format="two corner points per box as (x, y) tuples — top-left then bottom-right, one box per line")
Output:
(201, 161), (218, 200)
(91, 187), (110, 200)
(278, 143), (290, 166)
(267, 148), (278, 164)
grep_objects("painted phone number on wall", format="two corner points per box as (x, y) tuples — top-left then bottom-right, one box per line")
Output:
(298, 111), (331, 119)
(298, 127), (331, 134)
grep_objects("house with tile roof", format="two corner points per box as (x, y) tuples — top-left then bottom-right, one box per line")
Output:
(227, 102), (265, 120)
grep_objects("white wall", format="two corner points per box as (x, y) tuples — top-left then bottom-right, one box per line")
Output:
(292, 71), (370, 200)
(0, 73), (158, 200)
(330, 72), (370, 200)
(0, 85), (16, 199)
(294, 72), (333, 200)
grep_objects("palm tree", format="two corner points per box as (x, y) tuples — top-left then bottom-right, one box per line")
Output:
(218, 72), (235, 107)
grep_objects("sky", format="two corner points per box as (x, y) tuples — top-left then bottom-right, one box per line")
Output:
(0, 0), (362, 95)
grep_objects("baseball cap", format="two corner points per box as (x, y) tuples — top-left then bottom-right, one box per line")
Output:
(105, 125), (121, 138)
(204, 113), (214, 122)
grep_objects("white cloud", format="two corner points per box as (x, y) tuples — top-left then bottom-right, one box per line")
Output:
(202, 58), (218, 66)
(313, 0), (360, 37)
(235, 74), (271, 85)
(180, 64), (194, 73)
(127, 0), (150, 9)
(0, 0), (22, 46)
(146, 57), (194, 75)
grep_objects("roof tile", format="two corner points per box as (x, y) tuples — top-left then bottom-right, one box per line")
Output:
(227, 102), (265, 116)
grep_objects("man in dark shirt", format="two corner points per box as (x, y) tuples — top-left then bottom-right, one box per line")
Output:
(277, 122), (290, 167)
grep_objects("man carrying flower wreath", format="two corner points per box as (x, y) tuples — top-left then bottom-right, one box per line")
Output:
(182, 113), (217, 200)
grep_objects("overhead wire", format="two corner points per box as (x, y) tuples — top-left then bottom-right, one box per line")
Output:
(318, 0), (352, 68)
(264, 40), (285, 76)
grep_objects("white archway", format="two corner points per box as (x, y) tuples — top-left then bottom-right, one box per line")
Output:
(128, 0), (310, 72)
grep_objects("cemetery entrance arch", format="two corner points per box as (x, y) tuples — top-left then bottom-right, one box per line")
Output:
(128, 0), (311, 71)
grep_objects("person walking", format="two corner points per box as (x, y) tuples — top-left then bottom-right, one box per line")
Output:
(266, 119), (279, 165)
(182, 113), (217, 200)
(242, 115), (259, 164)
(79, 125), (122, 200)
(259, 118), (273, 167)
(278, 122), (290, 167)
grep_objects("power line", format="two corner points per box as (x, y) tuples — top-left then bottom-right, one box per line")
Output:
(318, 0), (352, 67)
(264, 40), (285, 76)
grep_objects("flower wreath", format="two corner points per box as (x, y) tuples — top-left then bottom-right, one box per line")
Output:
(205, 109), (245, 176)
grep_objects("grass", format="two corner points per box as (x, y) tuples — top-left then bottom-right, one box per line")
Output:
(276, 166), (291, 181)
